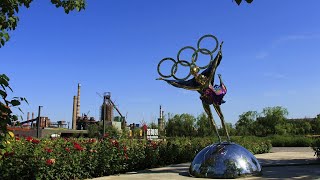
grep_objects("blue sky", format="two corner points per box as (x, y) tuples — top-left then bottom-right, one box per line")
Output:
(2, 0), (320, 126)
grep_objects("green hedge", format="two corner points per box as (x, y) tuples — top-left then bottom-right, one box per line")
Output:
(266, 135), (314, 147)
(0, 136), (271, 180)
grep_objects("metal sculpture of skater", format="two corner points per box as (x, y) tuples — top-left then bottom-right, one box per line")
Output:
(157, 34), (230, 143)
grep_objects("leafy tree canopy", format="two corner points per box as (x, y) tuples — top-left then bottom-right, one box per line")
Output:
(234, 0), (253, 6)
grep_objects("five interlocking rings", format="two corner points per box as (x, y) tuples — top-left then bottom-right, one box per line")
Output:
(157, 34), (219, 81)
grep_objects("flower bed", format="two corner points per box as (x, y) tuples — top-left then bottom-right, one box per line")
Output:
(0, 135), (271, 180)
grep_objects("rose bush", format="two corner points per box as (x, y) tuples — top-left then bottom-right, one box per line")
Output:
(0, 136), (271, 180)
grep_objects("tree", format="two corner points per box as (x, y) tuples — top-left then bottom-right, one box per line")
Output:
(235, 111), (258, 135)
(234, 0), (253, 6)
(165, 113), (196, 137)
(0, 0), (86, 47)
(312, 115), (320, 134)
(149, 122), (158, 129)
(196, 113), (214, 137)
(261, 106), (288, 135)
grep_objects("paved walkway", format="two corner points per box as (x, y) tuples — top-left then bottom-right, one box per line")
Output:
(91, 147), (320, 180)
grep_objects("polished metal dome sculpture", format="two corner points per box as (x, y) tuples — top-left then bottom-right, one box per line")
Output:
(189, 142), (261, 178)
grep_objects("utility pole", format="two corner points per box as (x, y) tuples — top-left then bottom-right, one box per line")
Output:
(37, 106), (43, 138)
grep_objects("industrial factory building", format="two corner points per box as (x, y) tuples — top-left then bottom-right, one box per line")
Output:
(8, 83), (165, 139)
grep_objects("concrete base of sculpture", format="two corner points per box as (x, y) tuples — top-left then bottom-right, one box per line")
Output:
(189, 142), (262, 179)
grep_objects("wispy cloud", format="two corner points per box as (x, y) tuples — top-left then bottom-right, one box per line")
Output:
(272, 34), (320, 47)
(255, 33), (320, 60)
(263, 72), (286, 79)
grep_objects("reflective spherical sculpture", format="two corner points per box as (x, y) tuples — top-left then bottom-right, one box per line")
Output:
(189, 142), (262, 178)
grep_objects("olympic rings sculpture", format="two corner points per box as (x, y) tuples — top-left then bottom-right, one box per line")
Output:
(157, 34), (219, 81)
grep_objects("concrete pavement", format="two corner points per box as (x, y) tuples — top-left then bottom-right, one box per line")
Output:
(91, 147), (320, 180)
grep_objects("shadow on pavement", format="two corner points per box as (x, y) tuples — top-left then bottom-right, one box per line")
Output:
(259, 158), (320, 167)
(128, 161), (320, 179)
(261, 164), (320, 179)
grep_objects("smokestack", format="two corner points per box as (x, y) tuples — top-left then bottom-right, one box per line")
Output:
(31, 112), (35, 127)
(162, 110), (164, 120)
(76, 83), (81, 118)
(72, 96), (78, 130)
(158, 106), (164, 133)
(27, 112), (30, 120)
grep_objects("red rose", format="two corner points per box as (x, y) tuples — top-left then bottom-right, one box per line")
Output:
(111, 140), (119, 148)
(45, 148), (53, 153)
(32, 139), (40, 144)
(65, 147), (70, 152)
(4, 152), (14, 157)
(46, 159), (55, 165)
(26, 136), (33, 142)
(73, 143), (83, 151)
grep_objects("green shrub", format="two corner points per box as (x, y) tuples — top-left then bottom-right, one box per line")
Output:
(0, 136), (271, 180)
(267, 135), (313, 147)
(311, 137), (320, 158)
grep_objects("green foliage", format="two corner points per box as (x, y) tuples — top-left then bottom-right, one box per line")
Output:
(0, 74), (27, 158)
(0, 0), (86, 47)
(166, 113), (197, 137)
(311, 137), (320, 158)
(0, 136), (270, 179)
(87, 123), (100, 138)
(231, 136), (272, 154)
(87, 123), (120, 138)
(196, 113), (214, 137)
(234, 0), (254, 6)
(256, 106), (288, 136)
(267, 135), (313, 147)
(235, 111), (257, 136)
(148, 122), (158, 129)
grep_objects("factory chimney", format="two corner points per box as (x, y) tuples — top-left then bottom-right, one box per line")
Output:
(72, 96), (78, 130)
(31, 112), (35, 127)
(76, 83), (81, 119)
(27, 112), (30, 121)
(158, 105), (164, 133)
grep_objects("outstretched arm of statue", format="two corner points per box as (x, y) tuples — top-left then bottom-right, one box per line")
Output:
(156, 78), (201, 91)
(206, 42), (223, 86)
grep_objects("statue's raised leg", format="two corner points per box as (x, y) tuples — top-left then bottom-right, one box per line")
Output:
(213, 105), (230, 142)
(202, 101), (221, 143)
